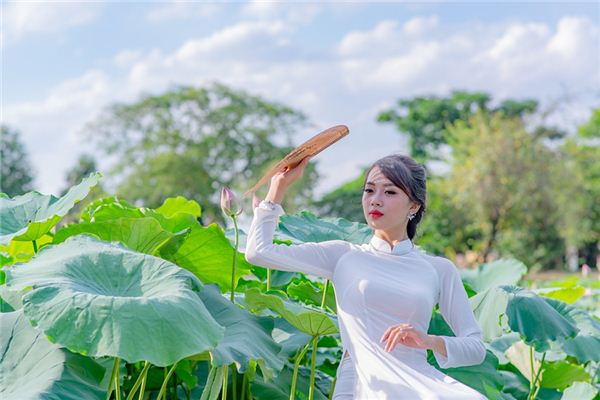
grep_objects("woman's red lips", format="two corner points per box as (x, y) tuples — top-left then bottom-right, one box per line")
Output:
(369, 211), (383, 218)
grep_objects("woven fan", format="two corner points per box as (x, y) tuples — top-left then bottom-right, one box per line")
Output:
(243, 125), (349, 197)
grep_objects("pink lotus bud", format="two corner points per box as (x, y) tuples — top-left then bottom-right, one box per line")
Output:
(581, 264), (590, 277)
(252, 193), (262, 209)
(220, 186), (242, 217)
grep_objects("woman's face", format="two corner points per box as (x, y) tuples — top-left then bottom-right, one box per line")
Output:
(362, 165), (419, 234)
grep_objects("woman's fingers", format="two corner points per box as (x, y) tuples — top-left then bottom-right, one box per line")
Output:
(385, 330), (405, 352)
(380, 326), (392, 342)
(381, 324), (414, 352)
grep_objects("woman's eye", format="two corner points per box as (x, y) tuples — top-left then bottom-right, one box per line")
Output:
(363, 189), (395, 194)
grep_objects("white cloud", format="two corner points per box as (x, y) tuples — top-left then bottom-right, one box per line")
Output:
(403, 15), (439, 36)
(5, 14), (599, 197)
(172, 21), (289, 63)
(145, 1), (222, 22)
(2, 2), (101, 45)
(487, 22), (550, 59)
(336, 15), (599, 98)
(241, 1), (321, 25)
(338, 20), (399, 57)
(547, 16), (599, 58)
(367, 42), (442, 86)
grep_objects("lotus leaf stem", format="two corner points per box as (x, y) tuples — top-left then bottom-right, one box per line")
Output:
(327, 374), (337, 400)
(125, 361), (150, 400)
(290, 342), (311, 400)
(106, 357), (120, 400)
(157, 361), (179, 400)
(308, 336), (319, 400)
(320, 280), (329, 309)
(222, 365), (229, 400)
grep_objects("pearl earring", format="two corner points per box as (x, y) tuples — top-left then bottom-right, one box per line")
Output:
(408, 213), (415, 221)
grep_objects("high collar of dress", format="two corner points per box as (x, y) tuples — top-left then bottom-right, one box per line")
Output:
(369, 234), (414, 256)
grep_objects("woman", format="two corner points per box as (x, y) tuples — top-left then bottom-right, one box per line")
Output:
(245, 153), (487, 399)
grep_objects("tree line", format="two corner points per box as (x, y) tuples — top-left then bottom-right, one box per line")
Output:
(1, 83), (597, 272)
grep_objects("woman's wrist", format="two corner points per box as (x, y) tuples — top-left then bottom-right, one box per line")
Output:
(426, 335), (447, 357)
(265, 183), (287, 204)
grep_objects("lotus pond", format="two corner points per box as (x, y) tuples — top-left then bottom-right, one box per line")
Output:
(0, 173), (598, 400)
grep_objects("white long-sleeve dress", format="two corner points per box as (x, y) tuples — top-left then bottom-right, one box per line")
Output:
(245, 200), (488, 400)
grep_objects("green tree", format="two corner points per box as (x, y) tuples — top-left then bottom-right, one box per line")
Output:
(578, 107), (600, 138)
(417, 174), (484, 259)
(445, 112), (564, 271)
(376, 91), (541, 164)
(0, 125), (34, 197)
(84, 83), (315, 227)
(552, 108), (600, 270)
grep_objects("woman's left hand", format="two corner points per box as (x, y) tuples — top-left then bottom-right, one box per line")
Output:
(380, 323), (432, 352)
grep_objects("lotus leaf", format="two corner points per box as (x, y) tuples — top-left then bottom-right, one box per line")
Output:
(0, 310), (105, 399)
(0, 172), (101, 245)
(244, 288), (338, 336)
(198, 284), (284, 374)
(4, 234), (224, 366)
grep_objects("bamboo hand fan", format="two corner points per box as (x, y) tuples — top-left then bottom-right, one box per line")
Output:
(243, 125), (349, 197)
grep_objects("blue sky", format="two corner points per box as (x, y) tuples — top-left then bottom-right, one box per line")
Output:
(2, 1), (599, 202)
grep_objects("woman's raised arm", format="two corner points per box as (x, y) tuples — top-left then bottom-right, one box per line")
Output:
(244, 156), (351, 280)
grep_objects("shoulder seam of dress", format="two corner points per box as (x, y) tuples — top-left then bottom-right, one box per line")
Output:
(414, 251), (443, 303)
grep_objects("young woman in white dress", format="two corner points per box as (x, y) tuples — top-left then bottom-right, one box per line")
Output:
(245, 153), (488, 399)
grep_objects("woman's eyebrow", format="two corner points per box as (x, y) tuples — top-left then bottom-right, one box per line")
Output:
(365, 181), (395, 187)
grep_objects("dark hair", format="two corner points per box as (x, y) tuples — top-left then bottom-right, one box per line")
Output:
(363, 154), (427, 240)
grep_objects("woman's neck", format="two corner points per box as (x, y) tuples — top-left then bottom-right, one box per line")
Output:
(374, 230), (410, 247)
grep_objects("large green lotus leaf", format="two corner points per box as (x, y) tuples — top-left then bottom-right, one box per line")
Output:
(277, 211), (373, 244)
(155, 196), (201, 218)
(0, 172), (101, 244)
(561, 381), (598, 400)
(503, 286), (580, 352)
(4, 235), (224, 366)
(469, 286), (512, 341)
(562, 334), (600, 363)
(80, 196), (142, 222)
(271, 318), (311, 359)
(427, 344), (503, 398)
(287, 280), (337, 313)
(538, 359), (590, 390)
(558, 304), (600, 363)
(0, 310), (105, 399)
(250, 264), (298, 288)
(197, 284), (283, 374)
(53, 217), (187, 255)
(160, 224), (252, 293)
(0, 234), (52, 266)
(487, 332), (521, 365)
(534, 286), (586, 304)
(460, 259), (527, 293)
(244, 288), (338, 336)
(81, 196), (199, 234)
